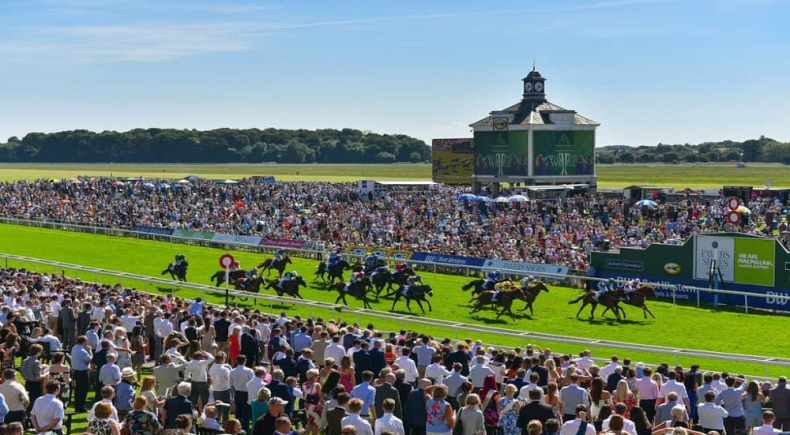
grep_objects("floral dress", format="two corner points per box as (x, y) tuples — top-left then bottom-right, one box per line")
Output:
(124, 409), (161, 435)
(498, 397), (519, 435)
(303, 380), (323, 426)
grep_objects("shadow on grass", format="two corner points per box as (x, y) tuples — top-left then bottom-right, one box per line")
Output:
(574, 316), (649, 326)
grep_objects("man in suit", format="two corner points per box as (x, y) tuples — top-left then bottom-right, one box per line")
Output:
(77, 303), (93, 336)
(353, 342), (372, 384)
(404, 379), (430, 435)
(240, 326), (260, 367)
(443, 342), (471, 376)
(770, 376), (790, 430)
(516, 389), (555, 434)
(267, 369), (295, 417)
(530, 357), (549, 387)
(655, 392), (679, 425)
(326, 393), (351, 435)
(59, 299), (77, 348)
(375, 373), (402, 420)
(393, 370), (412, 409)
(162, 382), (194, 429)
(214, 311), (231, 353)
(368, 341), (387, 378)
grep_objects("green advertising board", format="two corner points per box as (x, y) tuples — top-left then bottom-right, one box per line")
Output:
(733, 238), (775, 286)
(533, 130), (595, 176)
(474, 131), (528, 177)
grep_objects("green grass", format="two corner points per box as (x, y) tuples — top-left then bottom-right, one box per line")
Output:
(1, 223), (789, 378)
(0, 163), (431, 182)
(1, 162), (788, 188)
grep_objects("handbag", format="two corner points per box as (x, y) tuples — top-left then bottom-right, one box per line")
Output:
(305, 393), (321, 405)
(453, 408), (464, 435)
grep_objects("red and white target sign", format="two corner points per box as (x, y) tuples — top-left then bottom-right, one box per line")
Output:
(727, 197), (742, 211)
(727, 211), (741, 225)
(219, 254), (235, 269)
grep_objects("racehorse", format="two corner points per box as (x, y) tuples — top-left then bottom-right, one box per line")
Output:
(231, 275), (265, 293)
(371, 271), (392, 298)
(390, 285), (433, 314)
(387, 266), (415, 293)
(258, 256), (292, 278)
(461, 279), (488, 298)
(209, 269), (246, 287)
(469, 288), (527, 321)
(568, 290), (624, 321)
(267, 276), (308, 299)
(161, 261), (188, 282)
(519, 281), (550, 316)
(602, 285), (657, 319)
(315, 260), (351, 285)
(333, 277), (373, 309)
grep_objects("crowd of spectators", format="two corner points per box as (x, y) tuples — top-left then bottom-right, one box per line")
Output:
(1, 178), (789, 270)
(0, 267), (789, 435)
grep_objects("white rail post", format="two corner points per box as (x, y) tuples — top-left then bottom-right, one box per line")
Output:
(745, 294), (749, 314)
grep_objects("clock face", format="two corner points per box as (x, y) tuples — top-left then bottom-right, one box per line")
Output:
(535, 82), (544, 92)
(524, 82), (533, 92)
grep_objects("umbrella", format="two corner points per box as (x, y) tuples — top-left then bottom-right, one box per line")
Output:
(69, 178), (81, 184)
(176, 179), (190, 185)
(158, 183), (170, 189)
(217, 179), (240, 185)
(185, 175), (202, 181)
(636, 199), (657, 207)
(112, 181), (124, 186)
(474, 196), (493, 203)
(457, 194), (477, 201)
(508, 195), (528, 203)
(142, 182), (155, 188)
(58, 199), (71, 204)
(494, 197), (509, 203)
(171, 184), (183, 189)
(736, 205), (751, 214)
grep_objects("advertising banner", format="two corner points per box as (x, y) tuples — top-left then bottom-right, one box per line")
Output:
(474, 131), (528, 177)
(482, 259), (569, 278)
(133, 226), (174, 236)
(432, 139), (474, 184)
(387, 250), (413, 261)
(410, 252), (486, 267)
(172, 229), (216, 240)
(261, 238), (308, 249)
(533, 131), (595, 176)
(212, 233), (263, 245)
(734, 238), (775, 286)
(694, 235), (735, 282)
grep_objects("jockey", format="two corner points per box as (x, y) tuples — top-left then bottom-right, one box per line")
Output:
(328, 249), (342, 267)
(519, 275), (537, 289)
(365, 253), (379, 270)
(281, 270), (298, 287)
(346, 271), (364, 292)
(245, 268), (257, 280)
(170, 254), (186, 271)
(623, 278), (640, 298)
(230, 261), (241, 272)
(595, 278), (617, 301)
(371, 265), (390, 282)
(274, 249), (285, 262)
(403, 274), (423, 295)
(483, 270), (503, 291)
(491, 280), (513, 303)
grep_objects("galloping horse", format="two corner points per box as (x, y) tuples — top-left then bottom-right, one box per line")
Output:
(315, 260), (351, 284)
(371, 271), (392, 297)
(258, 255), (292, 278)
(461, 279), (489, 298)
(390, 285), (433, 314)
(519, 281), (550, 316)
(267, 276), (308, 299)
(209, 269), (246, 287)
(231, 275), (265, 293)
(387, 267), (415, 293)
(602, 285), (658, 319)
(568, 290), (624, 321)
(161, 261), (188, 282)
(333, 277), (373, 309)
(469, 288), (527, 321)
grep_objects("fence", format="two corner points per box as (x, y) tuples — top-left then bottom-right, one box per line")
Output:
(3, 216), (790, 314)
(2, 252), (790, 380)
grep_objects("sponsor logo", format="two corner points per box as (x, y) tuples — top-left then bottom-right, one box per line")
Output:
(664, 263), (681, 275)
(605, 259), (644, 272)
(389, 252), (410, 260)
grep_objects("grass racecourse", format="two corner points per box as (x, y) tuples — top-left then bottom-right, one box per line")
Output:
(2, 223), (789, 378)
(1, 162), (790, 188)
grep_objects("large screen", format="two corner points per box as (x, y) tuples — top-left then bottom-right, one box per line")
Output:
(431, 138), (474, 184)
(533, 130), (595, 176)
(473, 131), (528, 177)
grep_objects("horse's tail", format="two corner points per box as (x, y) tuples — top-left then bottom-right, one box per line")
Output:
(568, 294), (587, 305)
(462, 280), (478, 291)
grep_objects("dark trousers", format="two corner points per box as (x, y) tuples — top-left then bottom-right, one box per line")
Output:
(190, 381), (210, 411)
(5, 410), (25, 425)
(25, 380), (42, 413)
(214, 389), (232, 422)
(234, 391), (251, 432)
(640, 399), (656, 423)
(774, 418), (790, 431)
(147, 335), (156, 361)
(73, 370), (90, 411)
(724, 415), (745, 435)
(405, 423), (426, 435)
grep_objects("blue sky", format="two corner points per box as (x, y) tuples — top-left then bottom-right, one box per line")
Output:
(2, 0), (788, 147)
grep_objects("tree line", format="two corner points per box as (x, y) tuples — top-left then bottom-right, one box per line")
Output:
(596, 136), (790, 165)
(0, 128), (431, 164)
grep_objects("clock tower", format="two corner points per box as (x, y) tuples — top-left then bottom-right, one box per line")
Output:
(522, 67), (546, 103)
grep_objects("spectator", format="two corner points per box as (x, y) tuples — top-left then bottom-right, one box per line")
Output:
(89, 386), (119, 423)
(769, 376), (790, 430)
(343, 398), (374, 435)
(715, 377), (745, 435)
(375, 398), (405, 435)
(254, 397), (288, 435)
(560, 405), (596, 435)
(459, 393), (486, 435)
(89, 401), (122, 435)
(425, 385), (455, 435)
(162, 382), (195, 429)
(0, 368), (28, 425)
(498, 384), (521, 435)
(30, 380), (65, 435)
(123, 396), (161, 435)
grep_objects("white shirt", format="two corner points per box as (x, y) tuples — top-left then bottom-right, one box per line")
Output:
(661, 379), (689, 402)
(600, 362), (621, 380)
(342, 413), (374, 435)
(209, 363), (232, 391)
(246, 377), (267, 404)
(425, 363), (451, 385)
(603, 416), (636, 434)
(230, 365), (255, 391)
(154, 317), (173, 338)
(375, 413), (405, 435)
(468, 364), (495, 388)
(753, 423), (782, 435)
(697, 402), (728, 430)
(31, 394), (65, 430)
(394, 356), (419, 383)
(711, 379), (727, 393)
(575, 356), (595, 370)
(519, 384), (545, 401)
(88, 398), (119, 422)
(561, 419), (597, 435)
(92, 307), (107, 323)
(184, 354), (214, 382)
(120, 314), (141, 332)
(324, 343), (347, 366)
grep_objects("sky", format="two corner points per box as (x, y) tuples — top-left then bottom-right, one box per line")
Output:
(2, 0), (789, 147)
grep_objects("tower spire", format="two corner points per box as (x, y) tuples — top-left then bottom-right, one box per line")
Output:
(532, 57), (536, 72)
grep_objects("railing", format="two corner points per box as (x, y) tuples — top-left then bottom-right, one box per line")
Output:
(2, 252), (790, 380)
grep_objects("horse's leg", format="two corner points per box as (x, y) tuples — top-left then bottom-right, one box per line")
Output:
(424, 298), (432, 312)
(619, 305), (627, 320)
(529, 302), (534, 316)
(642, 304), (656, 319)
(576, 301), (586, 319)
(590, 302), (597, 319)
(390, 294), (400, 311)
(495, 305), (505, 320)
(509, 306), (517, 321)
(406, 299), (414, 312)
(334, 293), (343, 305)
